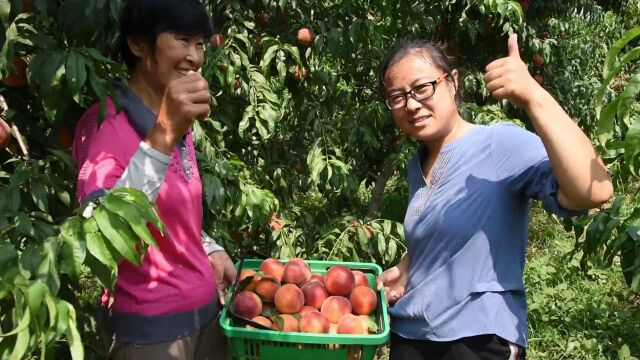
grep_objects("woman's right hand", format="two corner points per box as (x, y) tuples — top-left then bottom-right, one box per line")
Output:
(147, 71), (211, 155)
(376, 255), (409, 305)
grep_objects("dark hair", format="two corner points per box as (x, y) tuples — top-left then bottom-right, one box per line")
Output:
(378, 39), (456, 99)
(120, 0), (213, 71)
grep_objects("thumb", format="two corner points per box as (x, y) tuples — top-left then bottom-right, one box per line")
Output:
(507, 33), (520, 59)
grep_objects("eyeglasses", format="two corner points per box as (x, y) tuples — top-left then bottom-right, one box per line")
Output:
(384, 73), (447, 110)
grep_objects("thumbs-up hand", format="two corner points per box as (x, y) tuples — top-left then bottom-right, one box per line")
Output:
(484, 33), (542, 109)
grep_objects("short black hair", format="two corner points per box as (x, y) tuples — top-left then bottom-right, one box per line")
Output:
(120, 0), (213, 71)
(378, 38), (456, 99)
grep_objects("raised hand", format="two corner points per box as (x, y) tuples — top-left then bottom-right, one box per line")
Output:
(147, 71), (211, 155)
(484, 33), (543, 109)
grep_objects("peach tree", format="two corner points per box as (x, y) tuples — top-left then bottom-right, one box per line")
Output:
(0, 0), (637, 358)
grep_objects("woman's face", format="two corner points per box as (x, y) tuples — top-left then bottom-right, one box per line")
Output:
(383, 52), (460, 144)
(130, 32), (206, 92)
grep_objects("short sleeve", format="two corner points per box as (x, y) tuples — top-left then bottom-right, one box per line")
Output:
(490, 123), (585, 218)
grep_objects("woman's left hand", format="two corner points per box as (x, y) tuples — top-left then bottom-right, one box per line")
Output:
(208, 251), (237, 305)
(484, 33), (543, 109)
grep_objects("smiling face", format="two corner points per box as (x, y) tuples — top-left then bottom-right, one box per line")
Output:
(128, 32), (206, 95)
(383, 51), (462, 145)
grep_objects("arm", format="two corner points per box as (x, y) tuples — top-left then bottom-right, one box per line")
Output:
(485, 34), (613, 210)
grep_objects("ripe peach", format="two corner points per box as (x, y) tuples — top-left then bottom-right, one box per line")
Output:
(239, 269), (260, 291)
(254, 276), (280, 302)
(310, 273), (324, 284)
(296, 27), (315, 47)
(259, 258), (285, 282)
(534, 74), (544, 85)
(293, 66), (308, 81)
(5, 57), (28, 87)
(299, 311), (330, 333)
(234, 291), (262, 320)
(337, 314), (368, 335)
(325, 265), (355, 297)
(210, 34), (225, 48)
(274, 283), (305, 314)
(272, 314), (299, 332)
(0, 119), (11, 150)
(247, 316), (272, 329)
(352, 270), (369, 288)
(350, 286), (377, 315)
(299, 306), (319, 316)
(283, 258), (311, 285)
(533, 53), (544, 67)
(301, 281), (329, 309)
(320, 296), (352, 324)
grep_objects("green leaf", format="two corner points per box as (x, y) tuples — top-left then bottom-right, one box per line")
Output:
(8, 326), (29, 360)
(83, 217), (117, 267)
(84, 252), (116, 290)
(109, 188), (165, 234)
(55, 299), (69, 337)
(625, 117), (640, 177)
(0, 304), (30, 336)
(596, 97), (620, 144)
(31, 181), (48, 213)
(93, 206), (141, 266)
(27, 281), (47, 320)
(64, 302), (84, 360)
(603, 27), (640, 78)
(65, 51), (87, 104)
(616, 73), (640, 126)
(59, 217), (86, 280)
(101, 192), (157, 248)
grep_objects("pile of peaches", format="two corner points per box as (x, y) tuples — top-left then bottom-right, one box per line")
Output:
(232, 258), (379, 335)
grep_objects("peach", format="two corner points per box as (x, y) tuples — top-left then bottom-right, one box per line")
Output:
(325, 265), (355, 297)
(234, 291), (262, 320)
(337, 314), (368, 335)
(247, 316), (272, 329)
(299, 311), (330, 333)
(301, 281), (329, 309)
(239, 269), (260, 291)
(299, 306), (319, 316)
(260, 258), (285, 282)
(310, 273), (324, 284)
(283, 258), (311, 285)
(274, 284), (305, 314)
(320, 296), (352, 324)
(272, 314), (299, 332)
(254, 276), (280, 302)
(350, 286), (377, 315)
(352, 270), (370, 288)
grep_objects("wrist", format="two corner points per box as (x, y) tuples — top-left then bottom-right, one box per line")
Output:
(145, 124), (178, 155)
(522, 85), (550, 113)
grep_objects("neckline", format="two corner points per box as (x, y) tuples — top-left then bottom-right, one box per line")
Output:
(416, 125), (481, 186)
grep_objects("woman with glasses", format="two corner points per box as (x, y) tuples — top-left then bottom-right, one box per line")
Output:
(375, 35), (613, 360)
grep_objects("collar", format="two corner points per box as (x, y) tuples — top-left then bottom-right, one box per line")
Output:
(114, 83), (157, 139)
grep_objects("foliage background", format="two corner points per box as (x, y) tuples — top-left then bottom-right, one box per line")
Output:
(0, 0), (638, 358)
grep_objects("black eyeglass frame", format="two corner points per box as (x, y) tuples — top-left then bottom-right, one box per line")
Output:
(384, 73), (448, 110)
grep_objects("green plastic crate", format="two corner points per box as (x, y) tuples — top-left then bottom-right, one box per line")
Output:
(220, 259), (390, 360)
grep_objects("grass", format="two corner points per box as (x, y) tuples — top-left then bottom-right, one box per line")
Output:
(525, 204), (640, 360)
